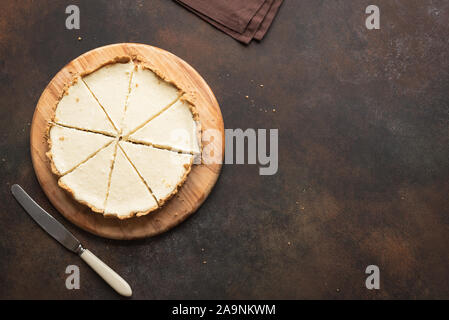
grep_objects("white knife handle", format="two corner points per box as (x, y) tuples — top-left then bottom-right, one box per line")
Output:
(80, 249), (132, 297)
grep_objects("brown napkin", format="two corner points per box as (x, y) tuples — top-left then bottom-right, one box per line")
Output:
(174, 0), (283, 44)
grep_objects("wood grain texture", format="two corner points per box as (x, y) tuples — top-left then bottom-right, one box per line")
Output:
(30, 43), (224, 240)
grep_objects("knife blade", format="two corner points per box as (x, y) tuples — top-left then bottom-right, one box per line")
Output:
(11, 184), (82, 253)
(11, 184), (132, 297)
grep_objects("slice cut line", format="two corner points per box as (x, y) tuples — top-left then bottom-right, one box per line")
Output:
(50, 122), (116, 138)
(82, 62), (134, 132)
(59, 141), (117, 213)
(120, 141), (193, 204)
(127, 99), (200, 154)
(104, 146), (158, 218)
(117, 142), (159, 205)
(121, 64), (180, 136)
(47, 125), (115, 175)
(53, 77), (116, 135)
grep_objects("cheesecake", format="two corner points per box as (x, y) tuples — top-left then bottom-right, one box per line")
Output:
(47, 57), (201, 219)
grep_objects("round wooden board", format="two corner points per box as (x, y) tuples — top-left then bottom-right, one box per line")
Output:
(30, 43), (224, 240)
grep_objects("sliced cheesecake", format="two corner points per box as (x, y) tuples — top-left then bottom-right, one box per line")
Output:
(120, 141), (193, 204)
(53, 77), (116, 135)
(59, 141), (117, 213)
(121, 64), (180, 136)
(104, 146), (158, 218)
(47, 125), (115, 175)
(48, 58), (202, 219)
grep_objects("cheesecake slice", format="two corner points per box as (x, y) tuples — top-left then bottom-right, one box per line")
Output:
(104, 146), (158, 218)
(121, 64), (180, 136)
(83, 61), (133, 132)
(53, 77), (116, 135)
(47, 125), (114, 175)
(120, 141), (193, 204)
(127, 99), (200, 154)
(59, 141), (117, 213)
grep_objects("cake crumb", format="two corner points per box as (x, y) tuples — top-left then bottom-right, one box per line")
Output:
(201, 248), (205, 252)
(272, 108), (276, 112)
(75, 98), (79, 102)
(260, 84), (264, 88)
(287, 241), (291, 246)
(245, 95), (249, 99)
(59, 137), (65, 141)
(77, 36), (82, 41)
(202, 260), (207, 264)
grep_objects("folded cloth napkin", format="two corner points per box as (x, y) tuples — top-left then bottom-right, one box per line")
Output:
(174, 0), (283, 44)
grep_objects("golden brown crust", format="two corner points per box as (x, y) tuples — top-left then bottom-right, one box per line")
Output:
(178, 95), (203, 160)
(79, 56), (132, 77)
(179, 94), (199, 121)
(50, 76), (80, 124)
(130, 55), (185, 96)
(46, 75), (80, 176)
(104, 203), (160, 220)
(45, 125), (63, 176)
(58, 179), (105, 214)
(156, 155), (194, 207)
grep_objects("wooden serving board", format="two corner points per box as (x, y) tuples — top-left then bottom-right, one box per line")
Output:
(30, 43), (224, 240)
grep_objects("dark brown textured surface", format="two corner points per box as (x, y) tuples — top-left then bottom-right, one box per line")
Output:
(0, 0), (448, 299)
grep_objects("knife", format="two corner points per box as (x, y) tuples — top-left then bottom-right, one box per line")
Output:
(11, 184), (132, 297)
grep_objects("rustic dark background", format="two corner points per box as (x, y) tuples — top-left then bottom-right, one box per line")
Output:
(0, 0), (448, 299)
